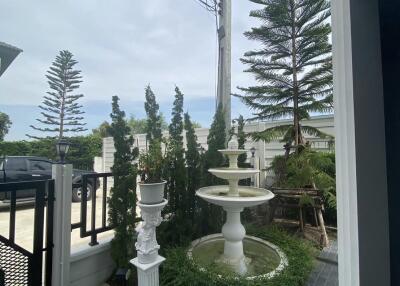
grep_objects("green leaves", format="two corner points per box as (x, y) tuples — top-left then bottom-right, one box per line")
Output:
(144, 85), (163, 144)
(29, 50), (86, 139)
(108, 96), (138, 268)
(184, 112), (202, 219)
(270, 147), (337, 223)
(0, 112), (12, 141)
(0, 136), (101, 170)
(205, 103), (226, 181)
(160, 225), (315, 286)
(139, 139), (164, 183)
(237, 0), (333, 146)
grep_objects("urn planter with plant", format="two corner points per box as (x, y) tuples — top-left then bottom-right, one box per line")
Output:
(139, 140), (166, 204)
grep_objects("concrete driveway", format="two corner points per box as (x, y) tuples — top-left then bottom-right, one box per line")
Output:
(0, 194), (114, 253)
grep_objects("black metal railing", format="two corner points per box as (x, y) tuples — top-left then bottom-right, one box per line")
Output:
(0, 180), (54, 286)
(71, 172), (113, 246)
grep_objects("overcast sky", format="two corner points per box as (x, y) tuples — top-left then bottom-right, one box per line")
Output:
(0, 0), (261, 140)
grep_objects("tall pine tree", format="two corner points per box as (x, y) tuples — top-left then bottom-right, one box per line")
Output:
(204, 103), (226, 185)
(184, 112), (202, 219)
(158, 87), (193, 246)
(108, 96), (138, 269)
(165, 87), (186, 214)
(236, 115), (247, 167)
(236, 0), (332, 146)
(144, 85), (162, 146)
(29, 50), (86, 139)
(201, 103), (226, 234)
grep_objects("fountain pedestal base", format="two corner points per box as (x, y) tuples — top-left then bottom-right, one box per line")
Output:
(222, 206), (247, 274)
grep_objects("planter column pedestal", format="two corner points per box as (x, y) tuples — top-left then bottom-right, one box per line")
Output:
(130, 200), (167, 286)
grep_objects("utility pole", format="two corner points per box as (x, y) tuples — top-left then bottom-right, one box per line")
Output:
(196, 0), (232, 137)
(217, 0), (232, 135)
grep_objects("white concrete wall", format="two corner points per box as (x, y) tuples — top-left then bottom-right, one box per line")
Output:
(93, 156), (104, 173)
(70, 240), (115, 286)
(102, 115), (334, 186)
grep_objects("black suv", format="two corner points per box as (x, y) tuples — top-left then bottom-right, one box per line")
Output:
(0, 156), (96, 202)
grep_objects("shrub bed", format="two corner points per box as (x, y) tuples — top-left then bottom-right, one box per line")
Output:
(159, 225), (315, 286)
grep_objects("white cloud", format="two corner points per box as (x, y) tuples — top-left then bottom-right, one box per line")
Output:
(0, 0), (266, 140)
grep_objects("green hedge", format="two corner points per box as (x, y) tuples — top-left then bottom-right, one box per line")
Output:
(159, 225), (315, 286)
(0, 135), (102, 170)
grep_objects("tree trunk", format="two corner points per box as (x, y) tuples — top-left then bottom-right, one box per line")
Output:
(290, 0), (300, 146)
(59, 70), (67, 139)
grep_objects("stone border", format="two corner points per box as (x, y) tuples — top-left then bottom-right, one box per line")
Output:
(187, 234), (288, 281)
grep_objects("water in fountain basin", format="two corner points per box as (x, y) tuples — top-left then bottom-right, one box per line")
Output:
(192, 237), (281, 278)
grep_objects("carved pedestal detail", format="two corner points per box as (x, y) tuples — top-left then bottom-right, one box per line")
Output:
(131, 199), (167, 286)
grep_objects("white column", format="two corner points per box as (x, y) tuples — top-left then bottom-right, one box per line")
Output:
(131, 200), (167, 286)
(51, 164), (72, 286)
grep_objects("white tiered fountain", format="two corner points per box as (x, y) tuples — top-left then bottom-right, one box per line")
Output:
(190, 136), (288, 279)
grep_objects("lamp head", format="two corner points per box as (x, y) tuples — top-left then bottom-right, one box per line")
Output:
(250, 146), (256, 157)
(56, 139), (70, 164)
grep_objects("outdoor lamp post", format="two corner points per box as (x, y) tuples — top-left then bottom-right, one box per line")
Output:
(250, 147), (256, 158)
(197, 144), (205, 155)
(55, 139), (70, 164)
(250, 147), (256, 186)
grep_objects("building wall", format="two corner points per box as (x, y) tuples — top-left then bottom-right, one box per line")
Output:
(70, 240), (115, 286)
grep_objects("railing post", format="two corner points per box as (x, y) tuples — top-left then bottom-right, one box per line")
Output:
(51, 164), (72, 286)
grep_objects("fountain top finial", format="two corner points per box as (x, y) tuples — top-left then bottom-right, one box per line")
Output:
(228, 135), (239, 150)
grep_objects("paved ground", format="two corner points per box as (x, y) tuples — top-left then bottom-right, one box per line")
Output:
(0, 194), (114, 253)
(307, 240), (338, 286)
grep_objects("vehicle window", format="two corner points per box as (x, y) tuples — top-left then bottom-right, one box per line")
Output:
(6, 158), (27, 171)
(30, 160), (51, 171)
(0, 158), (4, 170)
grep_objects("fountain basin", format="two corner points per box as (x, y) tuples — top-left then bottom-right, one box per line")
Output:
(196, 185), (274, 208)
(208, 168), (260, 180)
(188, 234), (288, 280)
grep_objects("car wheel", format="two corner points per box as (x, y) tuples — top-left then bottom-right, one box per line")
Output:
(72, 183), (93, 202)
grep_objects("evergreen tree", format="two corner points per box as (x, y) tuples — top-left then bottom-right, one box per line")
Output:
(29, 50), (87, 139)
(165, 87), (186, 213)
(0, 112), (12, 141)
(144, 85), (162, 146)
(236, 115), (247, 167)
(92, 121), (111, 138)
(108, 96), (138, 269)
(128, 114), (168, 135)
(159, 87), (193, 247)
(204, 103), (226, 185)
(236, 0), (332, 146)
(201, 104), (226, 234)
(184, 112), (202, 219)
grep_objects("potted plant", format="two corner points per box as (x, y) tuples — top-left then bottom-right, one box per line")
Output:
(138, 140), (166, 204)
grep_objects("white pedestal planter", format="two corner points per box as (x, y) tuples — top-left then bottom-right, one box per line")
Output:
(138, 181), (166, 205)
(131, 199), (167, 286)
(131, 256), (165, 286)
